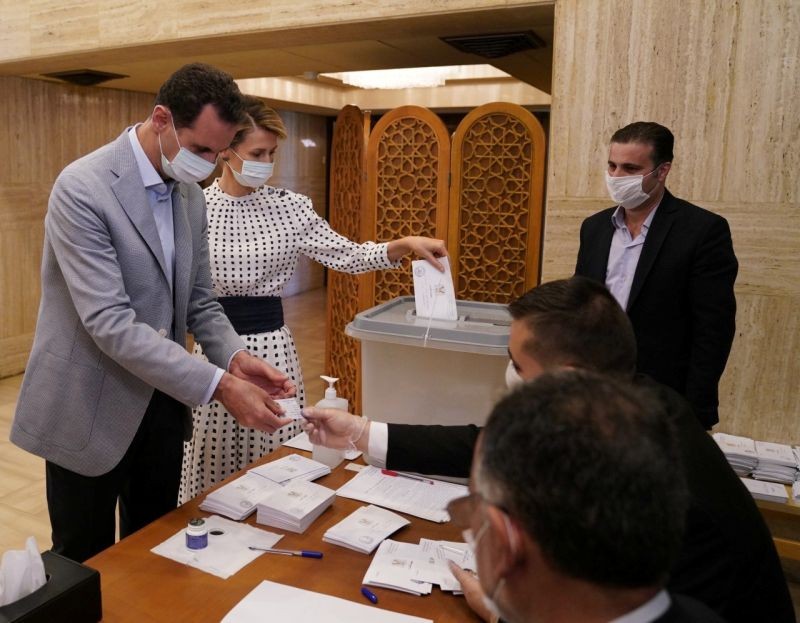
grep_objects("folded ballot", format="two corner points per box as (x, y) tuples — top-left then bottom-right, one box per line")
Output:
(199, 472), (283, 521)
(323, 505), (410, 554)
(249, 453), (331, 485)
(255, 480), (335, 533)
(712, 433), (758, 476)
(740, 477), (789, 504)
(752, 441), (799, 484)
(362, 540), (433, 596)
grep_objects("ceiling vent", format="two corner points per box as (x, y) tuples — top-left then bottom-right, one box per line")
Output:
(441, 31), (545, 59)
(42, 69), (128, 87)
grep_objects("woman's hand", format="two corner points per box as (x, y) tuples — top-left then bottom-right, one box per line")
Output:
(387, 236), (448, 271)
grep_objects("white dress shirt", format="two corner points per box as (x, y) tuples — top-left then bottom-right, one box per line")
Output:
(610, 590), (671, 623)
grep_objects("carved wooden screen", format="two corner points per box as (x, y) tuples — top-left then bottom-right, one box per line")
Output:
(364, 106), (451, 305)
(448, 102), (546, 303)
(325, 105), (370, 412)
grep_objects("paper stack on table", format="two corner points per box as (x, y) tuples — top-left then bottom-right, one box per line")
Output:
(255, 480), (335, 533)
(752, 441), (799, 484)
(740, 477), (789, 503)
(712, 433), (758, 476)
(249, 453), (331, 485)
(199, 472), (283, 520)
(323, 504), (410, 554)
(414, 539), (476, 593)
(336, 466), (467, 523)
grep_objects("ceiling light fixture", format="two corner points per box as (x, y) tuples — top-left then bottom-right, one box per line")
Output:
(323, 64), (510, 90)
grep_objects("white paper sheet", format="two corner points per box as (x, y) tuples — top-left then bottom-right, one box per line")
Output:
(336, 466), (467, 522)
(150, 515), (282, 579)
(362, 540), (433, 595)
(275, 398), (304, 420)
(249, 453), (330, 484)
(222, 580), (432, 623)
(323, 504), (410, 554)
(199, 472), (283, 520)
(412, 256), (457, 321)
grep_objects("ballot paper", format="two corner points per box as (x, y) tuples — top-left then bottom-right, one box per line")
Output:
(199, 472), (283, 521)
(323, 504), (410, 554)
(222, 580), (432, 623)
(362, 540), (433, 595)
(752, 440), (800, 484)
(284, 431), (363, 461)
(414, 539), (476, 593)
(412, 256), (457, 321)
(255, 480), (335, 533)
(275, 398), (304, 420)
(336, 466), (467, 523)
(249, 453), (331, 485)
(712, 433), (759, 476)
(150, 515), (282, 579)
(740, 477), (789, 504)
(793, 480), (800, 501)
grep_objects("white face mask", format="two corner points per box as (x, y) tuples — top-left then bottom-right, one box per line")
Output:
(227, 149), (274, 188)
(159, 117), (217, 184)
(505, 360), (524, 390)
(605, 167), (659, 209)
(464, 517), (510, 621)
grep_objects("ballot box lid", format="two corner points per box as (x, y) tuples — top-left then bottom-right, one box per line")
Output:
(345, 296), (510, 355)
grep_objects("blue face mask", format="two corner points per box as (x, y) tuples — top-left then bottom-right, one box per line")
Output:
(159, 117), (217, 184)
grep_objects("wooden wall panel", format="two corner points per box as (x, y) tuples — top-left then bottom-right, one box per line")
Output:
(325, 106), (370, 412)
(544, 0), (800, 442)
(449, 102), (546, 303)
(0, 76), (154, 378)
(364, 106), (450, 305)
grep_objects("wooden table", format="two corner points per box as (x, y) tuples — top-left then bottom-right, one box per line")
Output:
(755, 489), (800, 561)
(86, 447), (480, 622)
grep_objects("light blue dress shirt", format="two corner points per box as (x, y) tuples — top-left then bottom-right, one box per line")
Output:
(126, 126), (224, 403)
(605, 203), (660, 311)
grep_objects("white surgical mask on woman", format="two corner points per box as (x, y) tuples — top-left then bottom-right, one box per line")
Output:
(159, 117), (217, 184)
(227, 149), (274, 188)
(505, 360), (524, 390)
(604, 167), (659, 209)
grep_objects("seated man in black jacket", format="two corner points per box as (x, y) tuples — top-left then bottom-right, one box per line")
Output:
(457, 370), (725, 623)
(303, 276), (795, 623)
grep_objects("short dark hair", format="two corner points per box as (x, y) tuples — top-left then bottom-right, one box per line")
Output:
(508, 276), (637, 377)
(610, 121), (674, 166)
(154, 63), (247, 129)
(478, 370), (687, 587)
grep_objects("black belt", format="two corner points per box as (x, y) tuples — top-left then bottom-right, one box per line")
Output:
(218, 296), (284, 334)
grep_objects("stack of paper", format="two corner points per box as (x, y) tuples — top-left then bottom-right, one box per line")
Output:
(740, 477), (789, 503)
(752, 441), (799, 484)
(793, 480), (800, 501)
(362, 538), (476, 595)
(255, 480), (335, 533)
(323, 504), (410, 554)
(249, 453), (331, 485)
(336, 466), (468, 523)
(199, 472), (283, 520)
(712, 433), (758, 476)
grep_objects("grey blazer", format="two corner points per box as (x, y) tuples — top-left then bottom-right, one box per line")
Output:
(11, 130), (245, 477)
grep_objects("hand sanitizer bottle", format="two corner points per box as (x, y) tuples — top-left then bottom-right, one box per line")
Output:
(312, 375), (349, 469)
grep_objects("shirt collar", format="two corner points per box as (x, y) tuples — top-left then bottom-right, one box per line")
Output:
(610, 199), (661, 234)
(127, 125), (173, 196)
(609, 590), (671, 623)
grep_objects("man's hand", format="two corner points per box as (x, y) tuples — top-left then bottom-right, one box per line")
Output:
(387, 236), (448, 272)
(213, 371), (293, 433)
(229, 351), (296, 398)
(301, 407), (370, 452)
(448, 561), (495, 623)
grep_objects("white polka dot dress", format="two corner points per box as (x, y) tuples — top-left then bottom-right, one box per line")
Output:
(179, 180), (397, 503)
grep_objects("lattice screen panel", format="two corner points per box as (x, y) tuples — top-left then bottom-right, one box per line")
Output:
(449, 103), (546, 303)
(325, 106), (370, 412)
(364, 106), (451, 305)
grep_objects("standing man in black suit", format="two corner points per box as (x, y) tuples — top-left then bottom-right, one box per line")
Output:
(575, 122), (738, 429)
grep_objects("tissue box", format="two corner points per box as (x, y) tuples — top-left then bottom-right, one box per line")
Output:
(0, 551), (101, 623)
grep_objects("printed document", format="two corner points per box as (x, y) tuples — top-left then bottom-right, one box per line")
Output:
(335, 466), (467, 523)
(323, 504), (410, 554)
(412, 256), (457, 321)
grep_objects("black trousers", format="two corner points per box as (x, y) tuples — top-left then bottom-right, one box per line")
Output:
(46, 390), (185, 563)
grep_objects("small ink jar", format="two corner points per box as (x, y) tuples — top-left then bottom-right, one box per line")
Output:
(186, 518), (208, 550)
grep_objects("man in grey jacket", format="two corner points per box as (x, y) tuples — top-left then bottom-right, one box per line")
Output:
(11, 63), (294, 562)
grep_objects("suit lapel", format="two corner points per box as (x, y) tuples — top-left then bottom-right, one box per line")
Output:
(171, 185), (192, 329)
(628, 191), (678, 309)
(109, 132), (170, 284)
(588, 213), (615, 281)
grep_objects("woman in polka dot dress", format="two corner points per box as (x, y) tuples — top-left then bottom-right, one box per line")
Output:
(179, 96), (446, 502)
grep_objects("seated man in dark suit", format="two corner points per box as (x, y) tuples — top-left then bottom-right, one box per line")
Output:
(450, 370), (725, 623)
(303, 277), (795, 623)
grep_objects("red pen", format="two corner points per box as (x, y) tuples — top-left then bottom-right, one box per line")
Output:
(381, 469), (435, 485)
